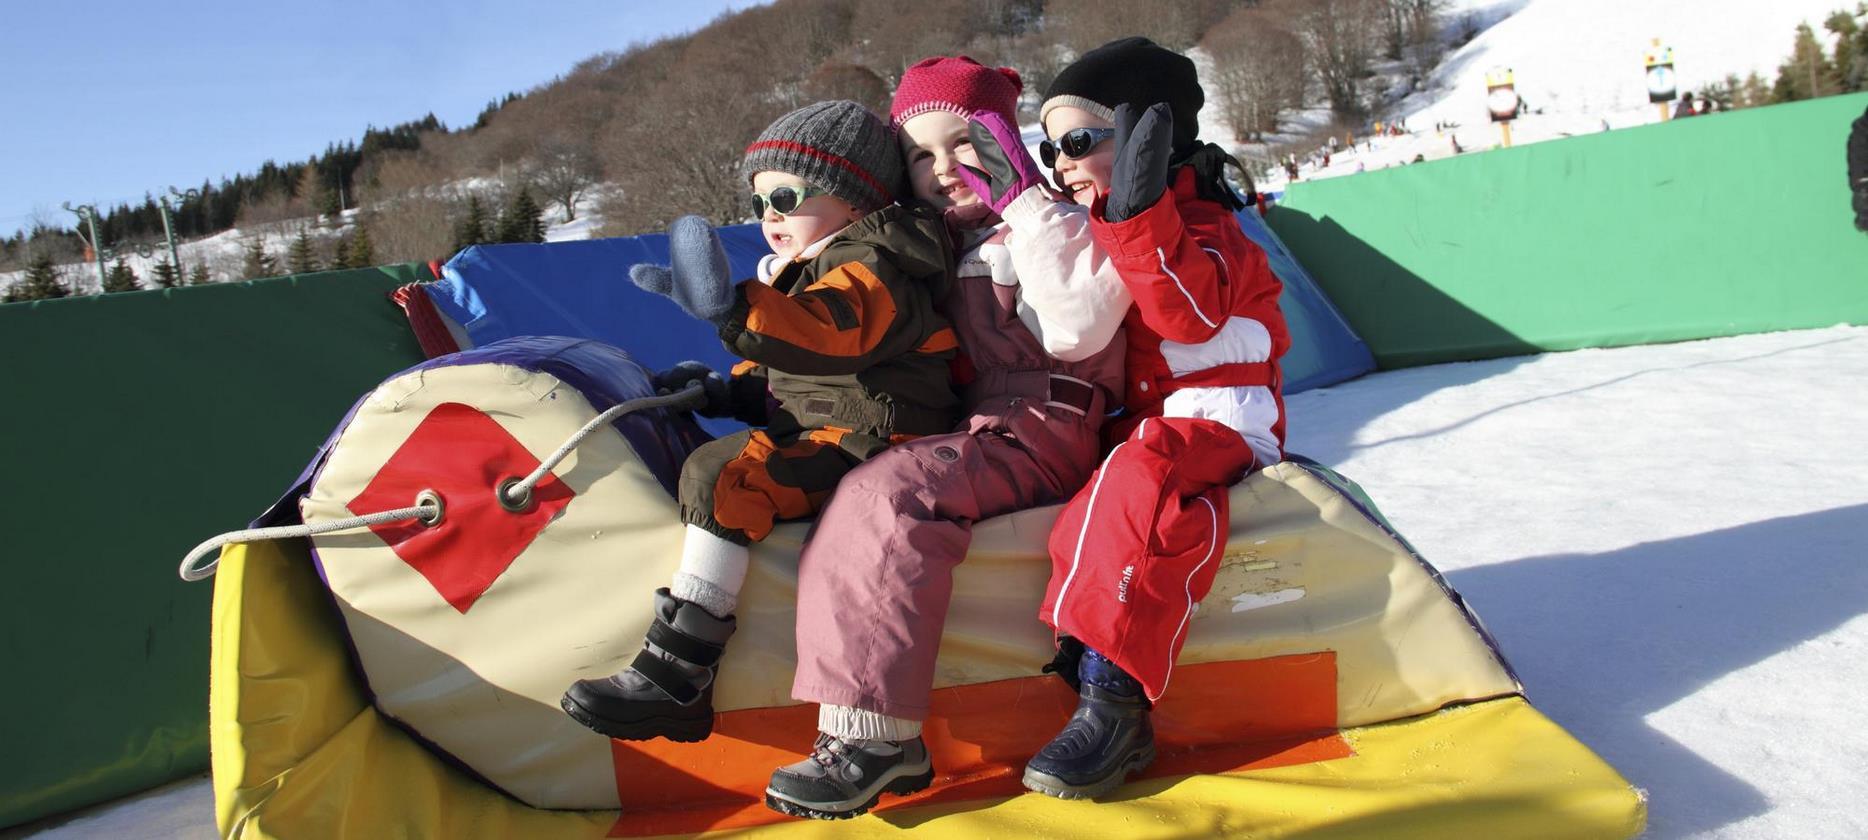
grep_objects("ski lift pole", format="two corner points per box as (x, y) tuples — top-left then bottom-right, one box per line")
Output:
(160, 188), (199, 275)
(62, 202), (108, 290)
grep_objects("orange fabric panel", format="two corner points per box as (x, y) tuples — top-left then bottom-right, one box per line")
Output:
(742, 262), (900, 358)
(801, 427), (848, 447)
(710, 432), (842, 543)
(729, 359), (761, 377)
(607, 653), (1348, 837)
(916, 327), (959, 354)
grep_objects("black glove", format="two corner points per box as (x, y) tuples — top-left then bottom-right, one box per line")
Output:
(1104, 102), (1175, 223)
(652, 361), (732, 418)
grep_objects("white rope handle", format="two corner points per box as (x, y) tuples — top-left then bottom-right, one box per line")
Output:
(178, 381), (707, 582)
(177, 501), (438, 582)
(499, 382), (705, 509)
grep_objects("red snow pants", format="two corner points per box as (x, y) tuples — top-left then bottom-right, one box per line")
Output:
(1039, 415), (1259, 702)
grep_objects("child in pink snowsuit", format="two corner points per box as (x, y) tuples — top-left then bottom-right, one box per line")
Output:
(765, 56), (1132, 820)
(1023, 37), (1291, 800)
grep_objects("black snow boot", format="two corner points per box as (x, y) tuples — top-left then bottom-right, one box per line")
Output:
(561, 587), (736, 742)
(1022, 647), (1155, 799)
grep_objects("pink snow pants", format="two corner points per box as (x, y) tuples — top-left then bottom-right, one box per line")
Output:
(1039, 415), (1258, 702)
(791, 401), (1101, 720)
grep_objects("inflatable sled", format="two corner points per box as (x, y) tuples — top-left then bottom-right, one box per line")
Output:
(202, 336), (1645, 838)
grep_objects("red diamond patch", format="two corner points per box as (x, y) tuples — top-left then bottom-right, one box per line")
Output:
(348, 401), (575, 613)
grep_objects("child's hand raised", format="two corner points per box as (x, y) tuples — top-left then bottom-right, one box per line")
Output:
(629, 215), (736, 324)
(1105, 102), (1174, 223)
(955, 111), (1050, 215)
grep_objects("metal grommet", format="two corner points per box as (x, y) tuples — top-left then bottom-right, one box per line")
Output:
(415, 489), (446, 527)
(934, 445), (960, 463)
(497, 477), (536, 513)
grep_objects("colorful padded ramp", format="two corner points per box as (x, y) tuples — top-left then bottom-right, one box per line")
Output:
(209, 338), (1642, 838)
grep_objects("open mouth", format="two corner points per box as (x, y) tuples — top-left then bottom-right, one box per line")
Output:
(1065, 180), (1096, 203)
(768, 232), (794, 250)
(938, 180), (969, 198)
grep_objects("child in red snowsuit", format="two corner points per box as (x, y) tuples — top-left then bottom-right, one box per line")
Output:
(1023, 37), (1292, 800)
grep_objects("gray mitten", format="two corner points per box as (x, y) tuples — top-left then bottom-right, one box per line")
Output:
(629, 215), (736, 324)
(652, 361), (733, 418)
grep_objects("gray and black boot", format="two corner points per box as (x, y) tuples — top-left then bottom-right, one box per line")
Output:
(1022, 648), (1156, 799)
(560, 587), (736, 742)
(764, 734), (935, 820)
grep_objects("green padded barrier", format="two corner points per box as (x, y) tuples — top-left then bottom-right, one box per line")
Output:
(1268, 93), (1868, 368)
(0, 264), (431, 828)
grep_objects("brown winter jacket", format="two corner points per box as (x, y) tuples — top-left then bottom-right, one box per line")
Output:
(716, 203), (959, 448)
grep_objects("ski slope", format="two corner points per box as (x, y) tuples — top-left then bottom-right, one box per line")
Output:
(21, 325), (1868, 839)
(1251, 0), (1853, 185)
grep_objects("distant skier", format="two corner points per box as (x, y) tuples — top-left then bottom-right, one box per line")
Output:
(1851, 103), (1868, 232)
(1673, 93), (1697, 119)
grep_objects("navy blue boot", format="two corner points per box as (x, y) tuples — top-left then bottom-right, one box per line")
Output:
(1022, 648), (1156, 799)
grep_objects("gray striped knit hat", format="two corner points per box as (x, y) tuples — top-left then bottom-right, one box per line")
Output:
(740, 100), (903, 213)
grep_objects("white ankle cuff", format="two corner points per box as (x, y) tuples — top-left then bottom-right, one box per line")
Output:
(818, 704), (922, 741)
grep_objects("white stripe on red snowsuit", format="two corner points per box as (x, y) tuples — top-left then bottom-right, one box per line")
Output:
(1039, 168), (1291, 702)
(791, 196), (1128, 721)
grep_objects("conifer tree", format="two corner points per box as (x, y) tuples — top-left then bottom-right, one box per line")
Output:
(5, 252), (72, 301)
(287, 228), (319, 274)
(189, 263), (211, 285)
(348, 222), (376, 268)
(150, 259), (182, 289)
(319, 182), (343, 218)
(453, 196), (490, 251)
(1774, 22), (1836, 102)
(103, 257), (141, 293)
(496, 188), (546, 244)
(242, 239), (278, 279)
(328, 236), (354, 270)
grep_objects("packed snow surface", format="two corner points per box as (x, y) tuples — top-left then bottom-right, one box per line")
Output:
(24, 325), (1868, 839)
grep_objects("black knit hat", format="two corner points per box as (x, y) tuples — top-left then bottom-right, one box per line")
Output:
(741, 100), (903, 213)
(1041, 37), (1204, 157)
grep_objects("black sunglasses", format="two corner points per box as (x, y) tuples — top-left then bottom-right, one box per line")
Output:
(1039, 127), (1117, 168)
(750, 184), (828, 218)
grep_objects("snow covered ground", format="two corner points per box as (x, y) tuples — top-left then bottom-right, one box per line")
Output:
(20, 324), (1868, 839)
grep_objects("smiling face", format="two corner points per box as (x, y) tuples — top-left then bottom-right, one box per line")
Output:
(1041, 105), (1117, 206)
(897, 110), (984, 210)
(751, 170), (862, 261)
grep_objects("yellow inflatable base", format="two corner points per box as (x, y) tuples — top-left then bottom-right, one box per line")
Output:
(212, 539), (1645, 839)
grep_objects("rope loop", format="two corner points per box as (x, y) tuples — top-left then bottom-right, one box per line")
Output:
(177, 381), (705, 582)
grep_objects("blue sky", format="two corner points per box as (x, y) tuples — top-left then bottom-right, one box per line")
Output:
(0, 1), (761, 236)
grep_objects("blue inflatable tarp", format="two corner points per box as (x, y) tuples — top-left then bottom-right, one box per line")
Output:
(427, 213), (1373, 431)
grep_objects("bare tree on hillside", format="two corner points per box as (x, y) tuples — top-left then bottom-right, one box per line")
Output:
(1205, 7), (1308, 142)
(1385, 0), (1448, 87)
(530, 138), (601, 222)
(1288, 0), (1381, 119)
(599, 71), (784, 235)
(357, 151), (457, 264)
(1379, 0), (1439, 59)
(1049, 0), (1240, 54)
(852, 0), (994, 80)
(802, 62), (892, 114)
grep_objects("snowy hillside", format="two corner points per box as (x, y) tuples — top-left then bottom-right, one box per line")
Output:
(1405, 0), (1850, 139)
(1249, 0), (1852, 185)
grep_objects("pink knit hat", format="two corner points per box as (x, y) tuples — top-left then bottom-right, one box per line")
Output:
(889, 55), (1023, 127)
